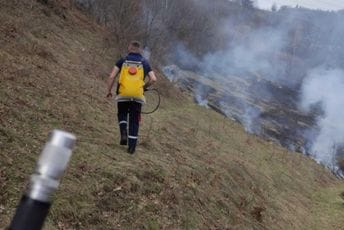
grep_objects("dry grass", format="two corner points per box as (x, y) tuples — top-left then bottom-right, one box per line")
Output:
(0, 1), (343, 229)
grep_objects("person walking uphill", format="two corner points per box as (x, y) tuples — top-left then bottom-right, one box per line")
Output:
(106, 41), (157, 154)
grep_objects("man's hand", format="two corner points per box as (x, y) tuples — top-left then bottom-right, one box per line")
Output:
(106, 66), (119, 99)
(144, 71), (157, 92)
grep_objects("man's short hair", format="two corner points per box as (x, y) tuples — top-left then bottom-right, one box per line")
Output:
(130, 41), (141, 48)
(128, 41), (142, 53)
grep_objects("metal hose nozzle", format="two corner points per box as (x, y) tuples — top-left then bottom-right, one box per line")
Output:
(28, 130), (76, 202)
(9, 130), (76, 230)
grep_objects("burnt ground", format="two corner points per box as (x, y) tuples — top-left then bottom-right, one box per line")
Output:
(163, 65), (344, 174)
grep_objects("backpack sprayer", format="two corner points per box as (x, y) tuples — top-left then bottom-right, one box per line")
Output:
(9, 130), (76, 230)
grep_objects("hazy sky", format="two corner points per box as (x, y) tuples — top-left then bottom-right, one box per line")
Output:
(256, 0), (344, 11)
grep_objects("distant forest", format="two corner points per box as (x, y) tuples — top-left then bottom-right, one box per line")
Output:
(72, 0), (344, 73)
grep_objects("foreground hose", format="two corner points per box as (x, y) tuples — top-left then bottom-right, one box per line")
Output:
(141, 88), (161, 114)
(9, 130), (76, 230)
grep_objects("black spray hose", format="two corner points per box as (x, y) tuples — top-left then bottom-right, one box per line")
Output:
(9, 130), (76, 230)
(141, 88), (161, 114)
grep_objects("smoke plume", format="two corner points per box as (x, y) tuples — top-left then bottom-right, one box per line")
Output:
(300, 67), (344, 172)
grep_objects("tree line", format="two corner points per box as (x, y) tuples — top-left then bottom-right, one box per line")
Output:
(72, 0), (344, 70)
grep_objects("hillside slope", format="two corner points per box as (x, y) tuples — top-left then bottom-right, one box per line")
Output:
(0, 1), (343, 229)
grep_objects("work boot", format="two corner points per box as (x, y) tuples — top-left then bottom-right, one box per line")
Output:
(127, 137), (137, 154)
(127, 145), (136, 154)
(120, 130), (127, 145)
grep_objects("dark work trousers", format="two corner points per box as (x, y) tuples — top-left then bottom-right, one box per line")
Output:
(117, 101), (142, 148)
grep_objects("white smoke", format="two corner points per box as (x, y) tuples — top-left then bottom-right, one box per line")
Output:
(202, 27), (287, 80)
(300, 67), (344, 169)
(195, 93), (209, 108)
(143, 46), (151, 60)
(241, 106), (261, 134)
(162, 65), (178, 82)
(169, 26), (289, 134)
(160, 2), (344, 172)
